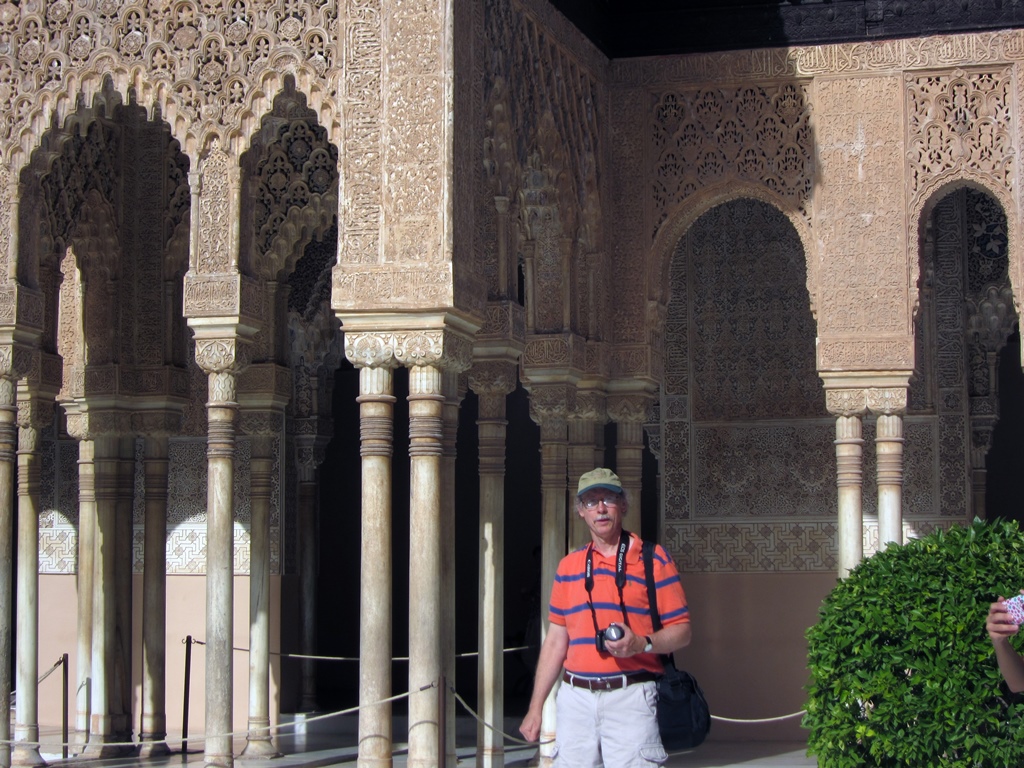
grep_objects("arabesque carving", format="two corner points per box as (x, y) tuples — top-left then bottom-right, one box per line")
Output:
(906, 68), (1014, 206)
(650, 82), (813, 236)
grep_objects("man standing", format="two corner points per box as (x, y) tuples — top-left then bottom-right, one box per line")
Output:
(519, 468), (692, 766)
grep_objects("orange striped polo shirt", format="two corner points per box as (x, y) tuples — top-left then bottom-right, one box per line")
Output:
(549, 531), (689, 677)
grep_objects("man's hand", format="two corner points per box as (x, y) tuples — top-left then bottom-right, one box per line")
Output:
(519, 710), (542, 742)
(604, 623), (644, 657)
(989, 597), (1021, 642)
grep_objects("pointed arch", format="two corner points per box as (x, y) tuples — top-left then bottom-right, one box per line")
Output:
(648, 180), (817, 316)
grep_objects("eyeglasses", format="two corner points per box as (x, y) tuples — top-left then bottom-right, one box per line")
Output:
(581, 495), (622, 509)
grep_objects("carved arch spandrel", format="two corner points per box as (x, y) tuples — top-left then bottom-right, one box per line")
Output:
(647, 181), (818, 316)
(0, 4), (342, 191)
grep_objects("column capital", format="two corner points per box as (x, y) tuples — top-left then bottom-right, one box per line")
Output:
(0, 341), (36, 383)
(468, 360), (518, 397)
(238, 409), (283, 438)
(526, 382), (575, 426)
(866, 387), (907, 415)
(345, 327), (473, 373)
(825, 388), (869, 417)
(607, 392), (653, 423)
(820, 371), (910, 416)
(571, 389), (607, 423)
(193, 335), (253, 376)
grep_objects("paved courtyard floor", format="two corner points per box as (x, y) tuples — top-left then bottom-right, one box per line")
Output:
(38, 719), (816, 768)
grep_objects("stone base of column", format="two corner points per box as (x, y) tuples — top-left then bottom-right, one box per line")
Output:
(240, 730), (279, 759)
(11, 744), (45, 767)
(138, 737), (171, 758)
(81, 737), (137, 759)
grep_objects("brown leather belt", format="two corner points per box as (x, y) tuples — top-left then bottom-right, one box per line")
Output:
(562, 671), (658, 691)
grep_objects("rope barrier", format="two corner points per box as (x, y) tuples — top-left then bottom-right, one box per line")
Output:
(0, 641), (807, 756)
(10, 655), (66, 699)
(0, 689), (416, 751)
(208, 642), (534, 663)
(711, 710), (806, 724)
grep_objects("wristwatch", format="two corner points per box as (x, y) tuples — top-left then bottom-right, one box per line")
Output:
(643, 635), (654, 653)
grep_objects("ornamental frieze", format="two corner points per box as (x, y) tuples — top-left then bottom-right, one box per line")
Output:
(611, 345), (654, 378)
(332, 264), (457, 311)
(522, 333), (586, 370)
(818, 338), (915, 370)
(613, 28), (1024, 86)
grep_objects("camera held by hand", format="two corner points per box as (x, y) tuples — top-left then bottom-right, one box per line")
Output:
(595, 623), (624, 653)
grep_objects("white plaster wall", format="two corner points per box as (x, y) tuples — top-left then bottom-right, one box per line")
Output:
(679, 571), (835, 741)
(37, 574), (283, 738)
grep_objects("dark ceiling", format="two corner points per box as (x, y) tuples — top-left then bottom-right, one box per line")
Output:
(548, 0), (1024, 58)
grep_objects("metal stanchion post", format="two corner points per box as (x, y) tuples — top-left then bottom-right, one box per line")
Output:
(62, 653), (69, 760)
(182, 636), (192, 758)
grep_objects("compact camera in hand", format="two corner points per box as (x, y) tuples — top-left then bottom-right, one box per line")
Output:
(595, 623), (624, 653)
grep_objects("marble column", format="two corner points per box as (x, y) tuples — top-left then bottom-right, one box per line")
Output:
(469, 362), (517, 768)
(0, 375), (16, 768)
(528, 384), (571, 768)
(139, 436), (170, 757)
(355, 364), (395, 768)
(407, 364), (444, 768)
(296, 445), (318, 713)
(75, 440), (95, 739)
(202, 367), (240, 768)
(876, 412), (905, 548)
(242, 427), (279, 759)
(114, 437), (135, 747)
(440, 372), (462, 768)
(13, 393), (47, 767)
(566, 417), (598, 552)
(87, 435), (120, 756)
(608, 395), (649, 523)
(835, 415), (864, 577)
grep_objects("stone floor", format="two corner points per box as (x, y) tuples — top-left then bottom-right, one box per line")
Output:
(37, 719), (816, 767)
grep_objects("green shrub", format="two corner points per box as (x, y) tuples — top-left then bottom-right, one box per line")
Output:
(804, 518), (1024, 767)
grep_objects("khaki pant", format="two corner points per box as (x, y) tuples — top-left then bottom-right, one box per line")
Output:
(553, 679), (667, 767)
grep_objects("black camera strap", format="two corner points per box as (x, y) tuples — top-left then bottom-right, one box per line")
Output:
(584, 529), (632, 635)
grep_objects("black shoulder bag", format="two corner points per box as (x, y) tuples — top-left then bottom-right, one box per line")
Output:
(642, 540), (711, 751)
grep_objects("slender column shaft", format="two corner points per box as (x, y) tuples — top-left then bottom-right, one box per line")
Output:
(835, 415), (864, 577)
(140, 436), (170, 757)
(242, 433), (278, 758)
(0, 379), (16, 768)
(205, 371), (238, 768)
(407, 365), (444, 768)
(876, 414), (904, 548)
(114, 437), (135, 745)
(538, 418), (567, 766)
(357, 366), (395, 768)
(297, 473), (317, 712)
(14, 421), (43, 767)
(88, 435), (120, 755)
(76, 441), (95, 737)
(615, 421), (644, 523)
(440, 373), (459, 768)
(476, 389), (509, 768)
(567, 420), (597, 551)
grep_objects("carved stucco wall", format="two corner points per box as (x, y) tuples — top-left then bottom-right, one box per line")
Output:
(5, 1), (1024, 584)
(615, 34), (1024, 573)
